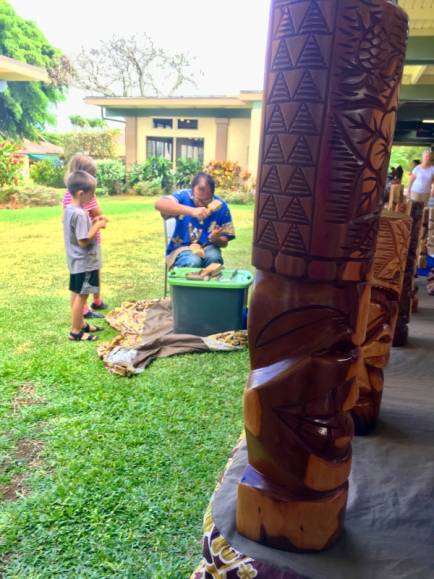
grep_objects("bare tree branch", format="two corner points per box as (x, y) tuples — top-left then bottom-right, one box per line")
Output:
(71, 34), (199, 97)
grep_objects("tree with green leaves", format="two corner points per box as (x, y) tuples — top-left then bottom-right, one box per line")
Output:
(69, 115), (107, 129)
(0, 0), (71, 140)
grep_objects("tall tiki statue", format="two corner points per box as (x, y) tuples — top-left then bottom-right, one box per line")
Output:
(236, 0), (408, 552)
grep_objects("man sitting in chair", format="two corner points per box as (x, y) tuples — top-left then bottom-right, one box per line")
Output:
(155, 172), (235, 269)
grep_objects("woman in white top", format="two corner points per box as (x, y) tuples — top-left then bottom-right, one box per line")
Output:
(407, 150), (434, 204)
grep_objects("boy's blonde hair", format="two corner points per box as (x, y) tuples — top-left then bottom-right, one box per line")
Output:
(65, 153), (97, 185)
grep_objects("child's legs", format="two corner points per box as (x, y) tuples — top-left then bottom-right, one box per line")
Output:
(71, 293), (88, 333)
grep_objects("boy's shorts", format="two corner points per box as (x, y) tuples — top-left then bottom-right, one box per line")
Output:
(69, 270), (100, 295)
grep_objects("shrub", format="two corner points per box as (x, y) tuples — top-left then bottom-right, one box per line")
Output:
(0, 141), (23, 187)
(127, 162), (147, 187)
(133, 179), (163, 197)
(0, 185), (63, 207)
(30, 159), (65, 188)
(205, 160), (250, 190)
(127, 157), (174, 193)
(62, 129), (120, 160)
(216, 188), (254, 205)
(174, 158), (202, 187)
(96, 160), (126, 195)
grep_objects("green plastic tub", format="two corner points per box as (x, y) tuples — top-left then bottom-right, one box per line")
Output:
(168, 268), (254, 336)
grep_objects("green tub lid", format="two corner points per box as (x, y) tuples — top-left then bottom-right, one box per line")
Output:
(168, 268), (254, 289)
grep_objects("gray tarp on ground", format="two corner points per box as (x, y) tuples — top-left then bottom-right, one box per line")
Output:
(212, 288), (434, 579)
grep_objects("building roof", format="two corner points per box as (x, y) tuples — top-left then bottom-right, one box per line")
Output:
(0, 55), (49, 82)
(84, 94), (259, 109)
(18, 139), (63, 156)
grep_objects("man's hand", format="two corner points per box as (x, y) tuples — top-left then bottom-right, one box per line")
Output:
(189, 206), (209, 221)
(209, 226), (223, 244)
(209, 226), (229, 247)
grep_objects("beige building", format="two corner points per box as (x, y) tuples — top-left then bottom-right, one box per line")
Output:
(85, 93), (263, 178)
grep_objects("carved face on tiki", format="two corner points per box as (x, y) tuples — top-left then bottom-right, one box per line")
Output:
(243, 271), (366, 498)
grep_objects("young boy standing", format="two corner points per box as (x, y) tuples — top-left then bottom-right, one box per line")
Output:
(64, 171), (108, 342)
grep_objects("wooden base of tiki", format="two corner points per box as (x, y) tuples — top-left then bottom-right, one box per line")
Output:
(237, 472), (348, 552)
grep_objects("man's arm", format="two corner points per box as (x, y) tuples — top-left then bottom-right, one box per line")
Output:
(155, 196), (209, 221)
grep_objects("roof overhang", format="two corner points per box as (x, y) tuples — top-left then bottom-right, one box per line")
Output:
(84, 96), (253, 110)
(0, 55), (49, 82)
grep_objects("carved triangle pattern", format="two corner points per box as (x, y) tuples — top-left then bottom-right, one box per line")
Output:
(298, 1), (330, 34)
(296, 35), (326, 68)
(272, 40), (293, 71)
(289, 103), (318, 134)
(293, 70), (322, 102)
(343, 219), (379, 258)
(264, 136), (286, 164)
(262, 165), (283, 194)
(260, 195), (279, 220)
(327, 117), (363, 223)
(258, 221), (279, 247)
(266, 105), (287, 133)
(280, 197), (310, 225)
(276, 6), (296, 37)
(287, 136), (314, 166)
(282, 224), (307, 253)
(284, 168), (313, 197)
(268, 72), (291, 104)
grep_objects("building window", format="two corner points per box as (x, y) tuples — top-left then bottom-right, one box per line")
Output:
(176, 138), (204, 163)
(147, 137), (173, 161)
(177, 118), (198, 130)
(153, 118), (173, 129)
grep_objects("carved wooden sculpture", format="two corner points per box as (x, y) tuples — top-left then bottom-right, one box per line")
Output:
(418, 207), (429, 269)
(427, 208), (434, 259)
(352, 212), (411, 435)
(388, 183), (404, 211)
(236, 0), (408, 552)
(393, 201), (424, 346)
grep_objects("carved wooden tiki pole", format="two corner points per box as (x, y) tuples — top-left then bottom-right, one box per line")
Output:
(236, 0), (408, 552)
(352, 212), (411, 435)
(393, 201), (424, 346)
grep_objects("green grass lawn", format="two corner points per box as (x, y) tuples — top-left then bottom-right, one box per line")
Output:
(0, 197), (254, 578)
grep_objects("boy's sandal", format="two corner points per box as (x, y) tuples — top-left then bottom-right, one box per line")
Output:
(82, 323), (103, 333)
(91, 301), (109, 311)
(69, 329), (98, 342)
(84, 310), (105, 320)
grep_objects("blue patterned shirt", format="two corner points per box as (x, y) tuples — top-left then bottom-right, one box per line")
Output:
(165, 190), (235, 263)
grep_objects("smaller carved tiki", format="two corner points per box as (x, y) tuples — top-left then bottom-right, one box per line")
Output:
(352, 212), (411, 435)
(394, 201), (424, 347)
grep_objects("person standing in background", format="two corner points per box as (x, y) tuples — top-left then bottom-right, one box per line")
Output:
(406, 150), (434, 204)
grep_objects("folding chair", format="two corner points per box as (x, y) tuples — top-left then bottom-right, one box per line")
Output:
(163, 217), (177, 298)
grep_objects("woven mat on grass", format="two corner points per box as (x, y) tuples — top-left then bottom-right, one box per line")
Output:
(98, 299), (247, 376)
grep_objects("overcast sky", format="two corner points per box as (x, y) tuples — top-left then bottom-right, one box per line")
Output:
(11, 0), (271, 130)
